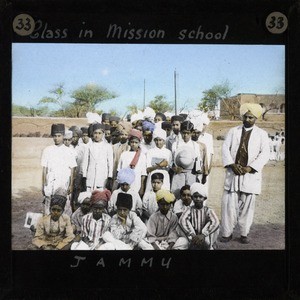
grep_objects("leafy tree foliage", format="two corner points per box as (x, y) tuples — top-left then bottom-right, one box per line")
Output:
(12, 103), (49, 117)
(198, 82), (232, 113)
(127, 104), (141, 115)
(71, 83), (117, 113)
(148, 95), (173, 113)
(38, 83), (67, 117)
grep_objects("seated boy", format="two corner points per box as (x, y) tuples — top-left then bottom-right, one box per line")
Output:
(32, 194), (75, 250)
(141, 172), (164, 223)
(71, 191), (91, 235)
(147, 190), (182, 250)
(178, 182), (219, 250)
(173, 185), (193, 219)
(108, 167), (142, 217)
(100, 193), (152, 250)
(76, 189), (112, 250)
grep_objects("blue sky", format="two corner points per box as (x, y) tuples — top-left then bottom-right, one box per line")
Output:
(12, 43), (285, 115)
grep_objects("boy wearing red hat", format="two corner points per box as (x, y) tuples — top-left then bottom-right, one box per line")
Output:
(79, 189), (112, 250)
(118, 129), (147, 198)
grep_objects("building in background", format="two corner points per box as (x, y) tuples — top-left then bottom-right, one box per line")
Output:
(220, 93), (285, 121)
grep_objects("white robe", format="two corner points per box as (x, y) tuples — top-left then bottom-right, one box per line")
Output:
(41, 144), (77, 196)
(81, 141), (113, 191)
(222, 125), (270, 195)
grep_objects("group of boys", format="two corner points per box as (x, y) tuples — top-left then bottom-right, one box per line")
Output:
(33, 103), (270, 250)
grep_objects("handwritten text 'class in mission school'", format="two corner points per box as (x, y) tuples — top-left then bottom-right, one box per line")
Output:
(29, 21), (229, 41)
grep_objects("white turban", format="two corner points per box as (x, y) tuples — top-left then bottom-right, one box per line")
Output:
(117, 167), (135, 185)
(190, 119), (203, 132)
(240, 103), (263, 119)
(153, 128), (167, 141)
(190, 182), (207, 198)
(64, 130), (73, 139)
(78, 191), (92, 204)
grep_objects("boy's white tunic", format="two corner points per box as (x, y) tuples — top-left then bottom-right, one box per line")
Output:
(41, 144), (77, 196)
(221, 124), (270, 237)
(82, 141), (113, 191)
(145, 146), (172, 192)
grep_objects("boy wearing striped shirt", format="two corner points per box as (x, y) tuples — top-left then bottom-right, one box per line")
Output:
(80, 189), (112, 250)
(179, 182), (219, 250)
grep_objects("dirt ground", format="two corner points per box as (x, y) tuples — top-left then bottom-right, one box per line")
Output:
(11, 137), (285, 250)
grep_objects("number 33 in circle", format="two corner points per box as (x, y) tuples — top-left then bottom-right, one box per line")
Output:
(265, 12), (288, 34)
(13, 14), (35, 36)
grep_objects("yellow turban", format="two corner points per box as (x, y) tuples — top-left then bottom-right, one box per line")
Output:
(156, 189), (175, 203)
(240, 103), (263, 119)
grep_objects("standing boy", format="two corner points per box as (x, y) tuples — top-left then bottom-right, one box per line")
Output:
(41, 124), (77, 214)
(171, 121), (201, 198)
(81, 123), (114, 192)
(118, 129), (147, 198)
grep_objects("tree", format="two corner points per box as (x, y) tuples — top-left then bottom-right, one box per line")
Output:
(260, 92), (282, 120)
(198, 81), (232, 118)
(148, 95), (173, 113)
(12, 103), (49, 117)
(71, 83), (118, 113)
(38, 83), (67, 117)
(127, 104), (141, 115)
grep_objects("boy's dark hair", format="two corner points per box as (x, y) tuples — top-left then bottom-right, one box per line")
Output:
(180, 185), (190, 195)
(155, 112), (167, 121)
(151, 172), (164, 181)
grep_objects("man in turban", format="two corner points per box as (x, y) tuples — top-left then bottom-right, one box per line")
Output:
(166, 115), (184, 151)
(111, 122), (132, 190)
(220, 103), (270, 244)
(32, 194), (75, 250)
(140, 120), (156, 155)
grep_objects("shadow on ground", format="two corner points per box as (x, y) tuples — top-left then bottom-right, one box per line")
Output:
(216, 223), (285, 250)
